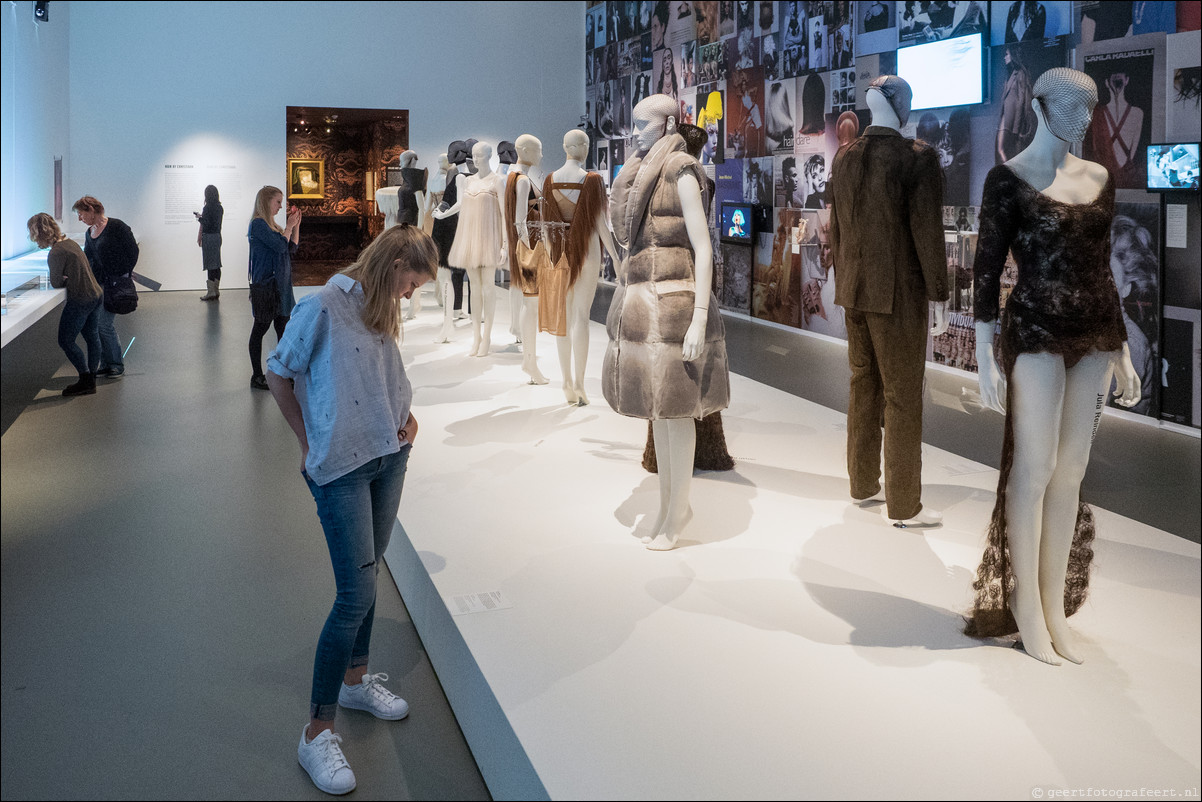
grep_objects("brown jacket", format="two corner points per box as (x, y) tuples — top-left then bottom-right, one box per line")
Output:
(829, 126), (948, 314)
(48, 238), (102, 304)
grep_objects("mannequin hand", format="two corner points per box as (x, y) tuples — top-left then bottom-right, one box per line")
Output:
(975, 344), (1005, 414)
(1111, 343), (1142, 408)
(431, 208), (446, 220)
(929, 301), (949, 336)
(682, 311), (707, 362)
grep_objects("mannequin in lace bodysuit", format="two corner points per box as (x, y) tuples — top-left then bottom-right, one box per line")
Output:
(968, 68), (1141, 666)
(541, 129), (617, 405)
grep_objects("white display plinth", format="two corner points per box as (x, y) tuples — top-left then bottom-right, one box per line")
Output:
(384, 285), (1201, 801)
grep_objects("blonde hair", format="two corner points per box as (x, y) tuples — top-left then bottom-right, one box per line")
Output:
(342, 225), (439, 341)
(251, 186), (284, 234)
(27, 213), (66, 249)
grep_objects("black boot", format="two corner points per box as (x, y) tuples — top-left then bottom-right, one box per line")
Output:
(63, 372), (97, 397)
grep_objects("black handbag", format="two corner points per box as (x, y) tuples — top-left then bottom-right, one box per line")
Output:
(103, 273), (138, 315)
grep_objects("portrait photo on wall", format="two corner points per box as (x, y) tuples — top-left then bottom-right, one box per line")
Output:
(809, 10), (829, 70)
(718, 0), (736, 39)
(682, 40), (700, 88)
(654, 43), (683, 98)
(765, 79), (796, 152)
(1166, 30), (1201, 143)
(856, 0), (898, 56)
(762, 27), (782, 80)
(757, 0), (778, 36)
(287, 159), (324, 199)
(697, 85), (725, 164)
(1083, 47), (1156, 190)
(828, 2), (855, 69)
(989, 0), (1071, 45)
(798, 209), (846, 339)
(633, 70), (653, 107)
(728, 66), (766, 157)
(696, 0), (718, 44)
(665, 0), (699, 48)
(1077, 0), (1176, 45)
(990, 37), (1069, 165)
(1109, 202), (1162, 418)
(897, 0), (989, 47)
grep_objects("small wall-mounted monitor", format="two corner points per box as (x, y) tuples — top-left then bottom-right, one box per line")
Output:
(897, 33), (984, 111)
(720, 201), (753, 245)
(1147, 143), (1200, 191)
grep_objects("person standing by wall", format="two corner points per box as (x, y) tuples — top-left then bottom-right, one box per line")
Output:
(196, 185), (223, 301)
(73, 195), (138, 378)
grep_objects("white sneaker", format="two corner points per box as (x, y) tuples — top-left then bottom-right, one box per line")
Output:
(297, 725), (356, 795)
(338, 672), (410, 720)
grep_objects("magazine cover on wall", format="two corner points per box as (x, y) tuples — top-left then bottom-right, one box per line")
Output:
(597, 141), (611, 186)
(680, 91), (699, 126)
(765, 79), (796, 152)
(897, 0), (988, 47)
(1166, 30), (1201, 142)
(614, 76), (633, 137)
(799, 209), (847, 339)
(589, 3), (607, 50)
(728, 66), (766, 157)
(1080, 34), (1167, 191)
(666, 0), (699, 48)
(718, 0), (736, 39)
(633, 71), (653, 107)
(654, 44), (683, 97)
(606, 41), (620, 81)
(762, 27), (782, 80)
(828, 1), (855, 69)
(797, 72), (829, 137)
(745, 156), (774, 227)
(780, 0), (808, 73)
(808, 4), (830, 70)
(989, 0), (1071, 45)
(855, 50), (897, 108)
(1077, 0), (1176, 45)
(752, 207), (803, 327)
(735, 0), (753, 32)
(1162, 196), (1201, 428)
(1109, 202), (1162, 417)
(831, 67), (856, 114)
(619, 37), (642, 77)
(682, 40), (700, 88)
(597, 81), (616, 137)
(902, 107), (971, 206)
(774, 153), (801, 207)
(856, 0), (897, 56)
(697, 86), (725, 163)
(756, 0), (777, 36)
(732, 27), (758, 72)
(696, 0), (718, 44)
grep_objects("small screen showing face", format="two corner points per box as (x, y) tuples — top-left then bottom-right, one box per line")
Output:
(721, 202), (753, 243)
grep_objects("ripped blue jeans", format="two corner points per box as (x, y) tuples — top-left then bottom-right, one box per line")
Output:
(303, 446), (410, 720)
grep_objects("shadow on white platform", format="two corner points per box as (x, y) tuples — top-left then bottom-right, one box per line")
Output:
(384, 285), (1202, 801)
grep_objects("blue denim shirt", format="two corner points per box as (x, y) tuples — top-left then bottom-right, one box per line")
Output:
(267, 274), (412, 485)
(248, 218), (297, 317)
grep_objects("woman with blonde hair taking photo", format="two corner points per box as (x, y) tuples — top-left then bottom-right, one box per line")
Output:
(247, 185), (300, 390)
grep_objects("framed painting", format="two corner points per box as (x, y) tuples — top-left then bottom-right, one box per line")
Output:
(287, 158), (324, 199)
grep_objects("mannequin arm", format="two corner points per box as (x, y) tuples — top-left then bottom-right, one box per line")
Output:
(595, 210), (619, 263)
(515, 174), (531, 246)
(432, 174), (463, 219)
(679, 173), (712, 362)
(1111, 342), (1142, 408)
(414, 190), (427, 228)
(930, 301), (949, 336)
(494, 174), (509, 260)
(974, 320), (1005, 413)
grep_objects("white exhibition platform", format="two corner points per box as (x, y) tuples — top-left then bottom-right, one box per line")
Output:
(380, 285), (1200, 801)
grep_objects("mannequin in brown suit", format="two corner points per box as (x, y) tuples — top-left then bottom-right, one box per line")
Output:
(829, 76), (949, 526)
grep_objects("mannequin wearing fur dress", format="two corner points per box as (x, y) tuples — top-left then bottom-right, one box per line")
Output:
(969, 68), (1141, 665)
(434, 142), (507, 357)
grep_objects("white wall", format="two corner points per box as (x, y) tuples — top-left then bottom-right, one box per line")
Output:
(2, 1), (72, 260)
(63, 1), (585, 291)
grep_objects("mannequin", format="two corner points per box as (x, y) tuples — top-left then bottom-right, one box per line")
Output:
(398, 151), (429, 321)
(504, 134), (549, 384)
(828, 75), (949, 528)
(426, 153), (458, 342)
(967, 68), (1140, 665)
(542, 128), (617, 405)
(434, 142), (506, 357)
(603, 94), (730, 551)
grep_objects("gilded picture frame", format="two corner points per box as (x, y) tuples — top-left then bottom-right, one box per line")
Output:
(287, 158), (324, 199)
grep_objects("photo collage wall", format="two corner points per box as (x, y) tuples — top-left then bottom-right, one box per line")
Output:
(584, 1), (1202, 427)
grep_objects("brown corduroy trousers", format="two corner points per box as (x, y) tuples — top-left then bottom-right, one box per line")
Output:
(844, 298), (929, 520)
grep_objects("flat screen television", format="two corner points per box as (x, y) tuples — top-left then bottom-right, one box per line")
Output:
(896, 33), (984, 111)
(1147, 143), (1200, 191)
(720, 201), (753, 245)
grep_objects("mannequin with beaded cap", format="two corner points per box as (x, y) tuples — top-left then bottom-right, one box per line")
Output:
(966, 67), (1141, 665)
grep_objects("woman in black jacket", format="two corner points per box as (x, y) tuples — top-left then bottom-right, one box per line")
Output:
(73, 195), (138, 378)
(197, 184), (224, 300)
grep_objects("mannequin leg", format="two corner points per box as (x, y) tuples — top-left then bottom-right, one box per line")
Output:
(646, 418), (697, 551)
(1006, 352), (1067, 666)
(404, 287), (419, 320)
(520, 296), (548, 384)
(556, 334), (577, 403)
(466, 267), (485, 356)
(477, 272), (496, 357)
(435, 267), (454, 343)
(570, 270), (600, 406)
(1039, 350), (1115, 664)
(509, 283), (523, 342)
(432, 271), (445, 307)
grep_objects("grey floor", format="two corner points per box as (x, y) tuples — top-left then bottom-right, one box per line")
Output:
(0, 290), (491, 801)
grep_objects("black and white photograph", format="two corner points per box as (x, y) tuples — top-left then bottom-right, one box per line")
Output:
(618, 37), (642, 77)
(762, 27), (781, 80)
(797, 72), (828, 137)
(775, 153), (802, 207)
(632, 70), (653, 107)
(681, 40), (699, 88)
(808, 12), (828, 71)
(756, 0), (777, 37)
(1078, 0), (1176, 45)
(989, 1), (1071, 45)
(764, 79), (795, 152)
(897, 0), (988, 48)
(1108, 202), (1162, 417)
(855, 0), (897, 56)
(665, 0), (699, 49)
(588, 3), (607, 50)
(718, 0), (737, 39)
(696, 0), (718, 44)
(654, 42), (683, 97)
(1166, 30), (1201, 143)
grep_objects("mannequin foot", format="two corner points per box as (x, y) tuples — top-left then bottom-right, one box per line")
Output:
(563, 384), (580, 405)
(640, 507), (693, 544)
(474, 339), (491, 357)
(576, 388), (590, 406)
(853, 490), (886, 507)
(523, 362), (549, 385)
(892, 507), (943, 529)
(1010, 593), (1061, 666)
(1046, 613), (1085, 665)
(644, 533), (679, 551)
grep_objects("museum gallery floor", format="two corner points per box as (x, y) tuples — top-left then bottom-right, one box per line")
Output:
(383, 286), (1200, 801)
